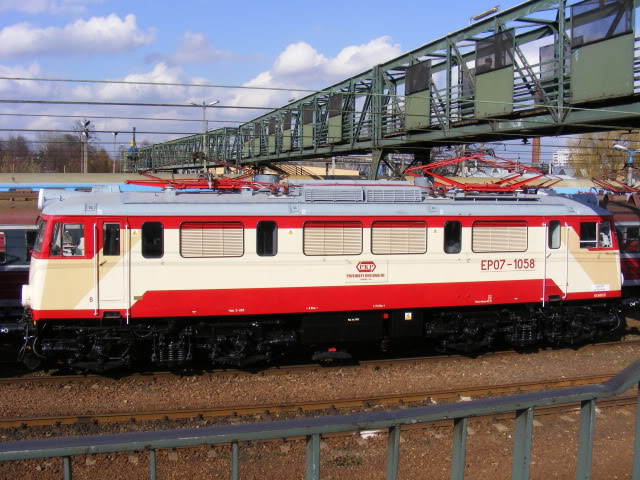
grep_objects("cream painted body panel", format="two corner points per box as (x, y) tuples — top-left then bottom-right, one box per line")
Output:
(28, 223), (621, 313)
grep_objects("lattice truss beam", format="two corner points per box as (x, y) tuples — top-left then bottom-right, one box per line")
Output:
(137, 0), (640, 172)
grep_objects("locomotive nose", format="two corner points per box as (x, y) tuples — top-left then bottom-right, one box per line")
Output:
(21, 284), (31, 308)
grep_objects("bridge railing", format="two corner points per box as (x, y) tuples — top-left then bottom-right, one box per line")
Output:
(1, 360), (639, 480)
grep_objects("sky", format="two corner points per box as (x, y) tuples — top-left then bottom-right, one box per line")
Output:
(0, 0), (536, 158)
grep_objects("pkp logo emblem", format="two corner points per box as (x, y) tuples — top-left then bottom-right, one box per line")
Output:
(356, 261), (376, 273)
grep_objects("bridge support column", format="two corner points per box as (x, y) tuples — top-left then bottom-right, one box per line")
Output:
(369, 148), (386, 180)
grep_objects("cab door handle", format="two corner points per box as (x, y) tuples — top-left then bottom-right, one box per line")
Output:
(99, 260), (107, 266)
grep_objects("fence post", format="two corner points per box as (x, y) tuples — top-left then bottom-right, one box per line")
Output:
(306, 434), (321, 480)
(512, 407), (534, 480)
(63, 456), (72, 480)
(576, 399), (596, 480)
(231, 442), (239, 480)
(148, 450), (157, 480)
(386, 425), (401, 480)
(632, 382), (640, 480)
(451, 417), (468, 480)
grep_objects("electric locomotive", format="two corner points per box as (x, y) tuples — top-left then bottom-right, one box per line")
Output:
(19, 177), (625, 370)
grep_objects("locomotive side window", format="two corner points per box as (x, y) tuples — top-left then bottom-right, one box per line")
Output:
(548, 221), (561, 249)
(580, 222), (597, 248)
(50, 224), (85, 257)
(0, 232), (5, 263)
(142, 222), (164, 258)
(103, 224), (120, 256)
(303, 221), (362, 256)
(472, 221), (527, 253)
(444, 221), (462, 254)
(371, 221), (427, 254)
(256, 221), (277, 256)
(180, 222), (243, 258)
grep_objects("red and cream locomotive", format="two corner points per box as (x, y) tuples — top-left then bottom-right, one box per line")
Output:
(18, 174), (625, 370)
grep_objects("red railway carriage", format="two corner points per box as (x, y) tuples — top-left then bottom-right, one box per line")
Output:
(600, 194), (640, 288)
(20, 181), (624, 370)
(0, 191), (39, 356)
(0, 192), (38, 312)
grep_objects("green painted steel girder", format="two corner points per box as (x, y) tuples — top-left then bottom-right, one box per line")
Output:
(138, 0), (640, 171)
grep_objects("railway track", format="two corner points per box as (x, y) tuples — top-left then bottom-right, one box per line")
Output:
(0, 372), (630, 429)
(3, 336), (640, 386)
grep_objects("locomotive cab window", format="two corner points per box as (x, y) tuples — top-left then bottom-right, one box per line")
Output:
(0, 232), (5, 264)
(33, 220), (47, 254)
(580, 222), (597, 248)
(256, 221), (277, 256)
(580, 221), (612, 249)
(50, 223), (85, 257)
(142, 222), (163, 258)
(444, 221), (462, 254)
(548, 221), (561, 249)
(103, 224), (120, 256)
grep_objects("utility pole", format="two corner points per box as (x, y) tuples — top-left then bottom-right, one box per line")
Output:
(188, 100), (220, 173)
(112, 132), (119, 173)
(82, 120), (90, 173)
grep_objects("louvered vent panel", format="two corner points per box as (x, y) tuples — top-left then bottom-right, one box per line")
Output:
(304, 221), (362, 255)
(181, 222), (244, 257)
(365, 188), (421, 203)
(181, 229), (204, 258)
(371, 221), (427, 254)
(304, 188), (364, 203)
(472, 221), (527, 253)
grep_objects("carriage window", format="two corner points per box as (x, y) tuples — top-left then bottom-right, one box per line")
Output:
(580, 222), (597, 248)
(444, 221), (462, 254)
(0, 232), (5, 264)
(25, 230), (37, 261)
(622, 226), (640, 252)
(142, 222), (163, 258)
(103, 224), (120, 256)
(548, 221), (561, 249)
(257, 221), (277, 256)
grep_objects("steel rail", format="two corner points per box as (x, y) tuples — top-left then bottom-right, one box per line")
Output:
(0, 373), (619, 429)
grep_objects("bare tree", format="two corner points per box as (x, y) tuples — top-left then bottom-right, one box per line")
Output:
(567, 131), (639, 178)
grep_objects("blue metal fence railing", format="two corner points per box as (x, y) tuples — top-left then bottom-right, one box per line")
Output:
(1, 360), (639, 479)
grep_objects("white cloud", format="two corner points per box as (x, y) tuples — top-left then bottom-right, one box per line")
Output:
(0, 0), (103, 14)
(0, 14), (155, 59)
(225, 36), (402, 115)
(0, 36), (403, 145)
(145, 32), (240, 66)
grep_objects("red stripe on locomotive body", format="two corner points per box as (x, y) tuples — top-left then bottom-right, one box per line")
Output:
(30, 280), (621, 321)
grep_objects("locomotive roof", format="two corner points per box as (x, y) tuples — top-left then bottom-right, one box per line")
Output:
(38, 180), (610, 218)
